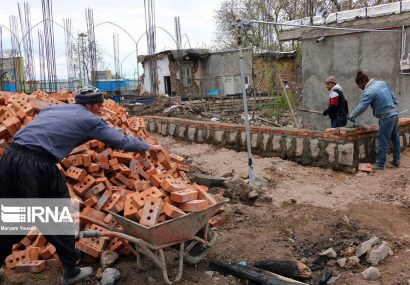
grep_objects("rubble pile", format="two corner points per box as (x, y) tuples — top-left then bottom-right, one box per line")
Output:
(0, 90), (223, 274)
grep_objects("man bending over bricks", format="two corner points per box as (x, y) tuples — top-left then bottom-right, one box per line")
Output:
(0, 86), (161, 285)
(348, 71), (400, 171)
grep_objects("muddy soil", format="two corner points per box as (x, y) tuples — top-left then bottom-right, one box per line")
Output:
(4, 135), (410, 285)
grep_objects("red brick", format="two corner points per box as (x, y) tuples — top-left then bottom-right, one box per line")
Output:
(107, 237), (123, 252)
(95, 190), (113, 211)
(135, 180), (152, 191)
(115, 173), (134, 189)
(20, 236), (32, 247)
(161, 178), (187, 192)
(3, 116), (21, 136)
(39, 243), (56, 259)
(112, 151), (133, 164)
(15, 260), (46, 273)
(82, 206), (106, 222)
(170, 153), (184, 163)
(87, 163), (100, 173)
(73, 175), (95, 196)
(124, 194), (140, 221)
(170, 189), (198, 203)
(32, 235), (47, 248)
(162, 202), (186, 219)
(76, 241), (101, 258)
(178, 171), (191, 183)
(103, 213), (118, 227)
(179, 200), (208, 212)
(61, 157), (72, 168)
(82, 154), (92, 167)
(84, 195), (99, 207)
(176, 163), (190, 172)
(208, 212), (227, 227)
(196, 187), (217, 206)
(102, 193), (125, 213)
(65, 166), (87, 181)
(139, 196), (163, 227)
(358, 163), (373, 173)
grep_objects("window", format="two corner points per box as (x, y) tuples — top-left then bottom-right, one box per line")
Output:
(182, 64), (192, 86)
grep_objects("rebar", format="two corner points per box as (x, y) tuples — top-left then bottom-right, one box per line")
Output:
(41, 0), (57, 92)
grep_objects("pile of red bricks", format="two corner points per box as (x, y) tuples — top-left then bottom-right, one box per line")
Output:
(0, 90), (223, 273)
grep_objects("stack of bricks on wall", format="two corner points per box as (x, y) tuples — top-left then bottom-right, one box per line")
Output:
(0, 90), (223, 274)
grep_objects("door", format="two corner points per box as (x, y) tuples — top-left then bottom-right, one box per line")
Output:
(164, 76), (171, 96)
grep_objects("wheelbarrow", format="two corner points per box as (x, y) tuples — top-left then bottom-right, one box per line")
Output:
(80, 198), (229, 284)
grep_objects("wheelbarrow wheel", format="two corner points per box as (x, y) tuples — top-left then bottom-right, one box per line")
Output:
(184, 227), (214, 265)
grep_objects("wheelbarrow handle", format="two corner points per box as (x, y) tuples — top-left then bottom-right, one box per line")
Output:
(79, 230), (100, 238)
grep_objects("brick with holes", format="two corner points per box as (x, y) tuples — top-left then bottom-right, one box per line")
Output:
(179, 200), (208, 212)
(196, 187), (217, 206)
(161, 178), (187, 192)
(139, 196), (163, 227)
(170, 189), (198, 203)
(15, 260), (46, 273)
(73, 175), (95, 196)
(170, 153), (184, 163)
(75, 241), (102, 258)
(162, 202), (186, 219)
(65, 166), (87, 182)
(39, 243), (56, 259)
(95, 190), (113, 211)
(112, 151), (133, 164)
(82, 206), (107, 222)
(102, 192), (125, 213)
(124, 194), (140, 221)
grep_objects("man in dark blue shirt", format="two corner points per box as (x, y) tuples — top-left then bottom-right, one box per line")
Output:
(0, 87), (160, 284)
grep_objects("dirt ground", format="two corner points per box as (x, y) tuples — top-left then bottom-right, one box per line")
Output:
(4, 135), (410, 285)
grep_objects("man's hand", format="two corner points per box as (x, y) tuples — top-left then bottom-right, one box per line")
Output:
(322, 110), (328, 116)
(150, 144), (162, 152)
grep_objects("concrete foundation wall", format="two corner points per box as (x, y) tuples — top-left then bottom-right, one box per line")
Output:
(300, 15), (410, 130)
(142, 116), (410, 172)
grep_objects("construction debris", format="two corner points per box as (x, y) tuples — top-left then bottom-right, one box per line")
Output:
(0, 90), (223, 274)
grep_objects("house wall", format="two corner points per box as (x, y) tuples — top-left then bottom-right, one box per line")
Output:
(300, 14), (410, 130)
(253, 55), (300, 95)
(202, 50), (253, 95)
(157, 57), (170, 96)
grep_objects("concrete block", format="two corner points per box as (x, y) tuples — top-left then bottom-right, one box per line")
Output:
(271, 136), (281, 152)
(149, 122), (156, 132)
(240, 132), (246, 145)
(262, 134), (270, 150)
(295, 138), (304, 157)
(359, 143), (366, 160)
(188, 127), (196, 141)
(251, 133), (258, 148)
(286, 137), (294, 156)
(156, 122), (161, 133)
(196, 129), (204, 142)
(229, 131), (238, 144)
(326, 143), (336, 163)
(169, 123), (176, 136)
(310, 139), (320, 158)
(338, 143), (354, 166)
(178, 126), (186, 138)
(161, 123), (168, 136)
(214, 130), (224, 143)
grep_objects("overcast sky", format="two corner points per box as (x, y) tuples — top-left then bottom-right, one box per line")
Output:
(0, 0), (222, 80)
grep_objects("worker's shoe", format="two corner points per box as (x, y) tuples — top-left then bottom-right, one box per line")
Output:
(61, 267), (93, 285)
(391, 161), (400, 167)
(372, 164), (385, 171)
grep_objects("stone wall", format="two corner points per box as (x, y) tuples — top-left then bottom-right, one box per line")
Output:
(142, 116), (410, 172)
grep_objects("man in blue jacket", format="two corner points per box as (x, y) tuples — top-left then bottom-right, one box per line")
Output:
(349, 71), (400, 170)
(0, 86), (161, 284)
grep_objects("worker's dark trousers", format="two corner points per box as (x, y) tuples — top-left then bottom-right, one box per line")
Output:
(331, 116), (347, 128)
(0, 143), (81, 277)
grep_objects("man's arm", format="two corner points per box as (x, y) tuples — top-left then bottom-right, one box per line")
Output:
(322, 91), (338, 116)
(89, 119), (151, 152)
(348, 91), (373, 121)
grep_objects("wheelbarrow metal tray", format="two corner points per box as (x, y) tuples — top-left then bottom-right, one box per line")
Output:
(110, 198), (228, 247)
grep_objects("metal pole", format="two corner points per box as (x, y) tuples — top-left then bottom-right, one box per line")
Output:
(238, 37), (254, 182)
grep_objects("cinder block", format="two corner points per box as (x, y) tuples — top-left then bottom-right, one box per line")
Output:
(15, 260), (46, 273)
(179, 200), (208, 212)
(139, 196), (163, 227)
(170, 189), (198, 203)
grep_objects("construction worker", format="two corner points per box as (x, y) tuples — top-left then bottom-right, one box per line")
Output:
(322, 76), (348, 128)
(0, 86), (161, 284)
(348, 71), (400, 170)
